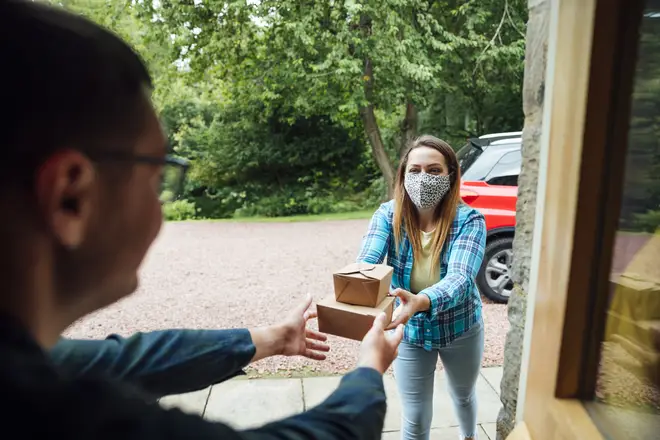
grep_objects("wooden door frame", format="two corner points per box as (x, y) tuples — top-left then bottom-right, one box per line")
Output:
(511, 0), (645, 438)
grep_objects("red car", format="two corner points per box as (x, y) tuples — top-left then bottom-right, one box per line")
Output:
(457, 132), (521, 303)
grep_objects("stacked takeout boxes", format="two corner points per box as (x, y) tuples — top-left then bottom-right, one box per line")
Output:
(317, 263), (395, 341)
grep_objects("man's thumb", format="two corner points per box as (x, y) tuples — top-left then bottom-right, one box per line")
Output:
(372, 312), (387, 331)
(393, 324), (404, 342)
(296, 293), (313, 313)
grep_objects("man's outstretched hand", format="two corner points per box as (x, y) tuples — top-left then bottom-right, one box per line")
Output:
(278, 294), (330, 360)
(358, 312), (404, 374)
(250, 294), (330, 363)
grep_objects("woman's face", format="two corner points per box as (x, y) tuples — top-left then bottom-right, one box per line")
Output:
(406, 146), (449, 176)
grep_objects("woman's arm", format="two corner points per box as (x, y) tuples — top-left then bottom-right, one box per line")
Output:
(418, 210), (486, 319)
(356, 203), (392, 264)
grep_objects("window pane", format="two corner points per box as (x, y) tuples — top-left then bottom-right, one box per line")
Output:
(485, 150), (522, 183)
(456, 142), (483, 175)
(586, 3), (660, 438)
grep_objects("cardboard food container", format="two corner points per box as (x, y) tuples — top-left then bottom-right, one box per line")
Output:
(317, 295), (395, 341)
(333, 263), (394, 307)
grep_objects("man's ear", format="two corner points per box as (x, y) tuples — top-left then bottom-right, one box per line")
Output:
(34, 150), (97, 249)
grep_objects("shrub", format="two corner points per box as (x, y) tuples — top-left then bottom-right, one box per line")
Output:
(162, 199), (199, 221)
(633, 209), (660, 233)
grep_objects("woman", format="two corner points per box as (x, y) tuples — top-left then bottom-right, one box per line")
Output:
(357, 135), (487, 440)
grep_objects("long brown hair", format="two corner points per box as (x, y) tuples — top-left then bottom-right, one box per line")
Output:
(393, 135), (461, 271)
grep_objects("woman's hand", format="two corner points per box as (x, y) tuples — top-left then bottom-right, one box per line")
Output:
(386, 288), (431, 330)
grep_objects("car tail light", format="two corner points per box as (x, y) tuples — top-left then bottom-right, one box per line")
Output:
(461, 189), (479, 204)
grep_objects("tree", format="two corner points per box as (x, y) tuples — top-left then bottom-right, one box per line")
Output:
(136, 0), (527, 197)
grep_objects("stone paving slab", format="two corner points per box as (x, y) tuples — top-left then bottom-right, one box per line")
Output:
(303, 375), (402, 432)
(480, 367), (503, 395)
(481, 422), (496, 439)
(160, 367), (503, 433)
(382, 427), (460, 439)
(203, 378), (304, 429)
(382, 423), (495, 440)
(159, 387), (210, 416)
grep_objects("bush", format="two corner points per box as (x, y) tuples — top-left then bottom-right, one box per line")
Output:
(234, 191), (309, 218)
(162, 200), (199, 221)
(633, 209), (660, 233)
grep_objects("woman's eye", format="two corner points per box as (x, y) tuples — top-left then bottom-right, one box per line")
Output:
(408, 169), (420, 173)
(430, 168), (442, 174)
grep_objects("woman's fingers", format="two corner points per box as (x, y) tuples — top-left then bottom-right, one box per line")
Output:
(389, 288), (411, 303)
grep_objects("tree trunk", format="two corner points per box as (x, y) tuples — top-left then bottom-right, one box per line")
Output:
(399, 100), (418, 157)
(361, 104), (395, 198)
(361, 57), (396, 199)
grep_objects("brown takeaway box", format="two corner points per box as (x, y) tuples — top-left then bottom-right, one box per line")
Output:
(317, 295), (395, 341)
(333, 263), (394, 307)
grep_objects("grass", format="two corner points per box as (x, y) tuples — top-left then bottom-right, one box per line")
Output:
(190, 210), (375, 223)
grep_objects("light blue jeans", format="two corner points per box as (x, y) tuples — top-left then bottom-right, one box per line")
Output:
(393, 321), (484, 440)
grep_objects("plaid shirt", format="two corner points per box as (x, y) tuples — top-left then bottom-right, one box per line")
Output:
(357, 200), (486, 350)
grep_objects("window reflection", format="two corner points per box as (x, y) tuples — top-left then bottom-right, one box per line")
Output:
(588, 2), (660, 437)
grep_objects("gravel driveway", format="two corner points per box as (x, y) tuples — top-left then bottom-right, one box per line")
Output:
(65, 219), (509, 376)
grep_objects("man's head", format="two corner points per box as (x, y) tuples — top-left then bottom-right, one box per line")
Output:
(0, 1), (166, 343)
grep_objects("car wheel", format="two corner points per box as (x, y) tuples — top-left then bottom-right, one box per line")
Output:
(477, 237), (514, 303)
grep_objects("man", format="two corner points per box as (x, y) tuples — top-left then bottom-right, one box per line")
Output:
(0, 1), (403, 439)
(50, 296), (332, 401)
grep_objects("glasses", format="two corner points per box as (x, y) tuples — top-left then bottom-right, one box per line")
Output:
(90, 152), (190, 203)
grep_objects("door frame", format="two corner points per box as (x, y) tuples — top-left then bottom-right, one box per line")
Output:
(511, 0), (645, 438)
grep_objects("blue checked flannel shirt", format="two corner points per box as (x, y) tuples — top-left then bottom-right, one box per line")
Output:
(357, 200), (486, 350)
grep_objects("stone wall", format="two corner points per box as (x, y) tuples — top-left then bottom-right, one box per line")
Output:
(496, 0), (550, 438)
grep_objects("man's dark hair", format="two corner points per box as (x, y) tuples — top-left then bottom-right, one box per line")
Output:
(0, 0), (153, 180)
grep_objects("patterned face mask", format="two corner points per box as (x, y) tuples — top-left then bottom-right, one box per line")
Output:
(404, 172), (451, 210)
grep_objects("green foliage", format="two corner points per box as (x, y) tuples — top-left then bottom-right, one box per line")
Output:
(135, 0), (527, 192)
(633, 210), (660, 233)
(619, 15), (660, 231)
(162, 200), (199, 221)
(51, 0), (529, 219)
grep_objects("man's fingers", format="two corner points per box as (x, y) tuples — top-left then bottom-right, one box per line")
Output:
(385, 314), (406, 331)
(304, 310), (318, 321)
(305, 328), (328, 341)
(371, 312), (388, 331)
(304, 349), (327, 361)
(306, 339), (330, 352)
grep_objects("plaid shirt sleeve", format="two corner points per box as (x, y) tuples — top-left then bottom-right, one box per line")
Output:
(419, 210), (486, 320)
(356, 204), (391, 264)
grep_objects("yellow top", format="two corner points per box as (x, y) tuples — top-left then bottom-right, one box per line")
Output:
(410, 230), (441, 294)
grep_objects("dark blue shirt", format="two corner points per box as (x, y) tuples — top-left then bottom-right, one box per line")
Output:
(2, 319), (387, 439)
(50, 329), (258, 400)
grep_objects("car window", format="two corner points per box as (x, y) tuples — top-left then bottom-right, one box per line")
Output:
(456, 142), (483, 174)
(487, 175), (519, 186)
(484, 149), (522, 186)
